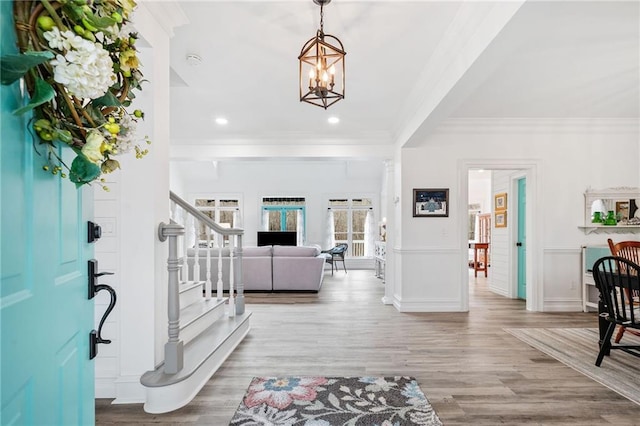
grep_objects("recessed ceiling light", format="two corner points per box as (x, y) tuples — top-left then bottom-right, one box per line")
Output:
(328, 116), (340, 124)
(215, 117), (228, 125)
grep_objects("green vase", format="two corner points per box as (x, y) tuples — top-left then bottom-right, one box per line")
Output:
(592, 212), (603, 223)
(604, 210), (617, 226)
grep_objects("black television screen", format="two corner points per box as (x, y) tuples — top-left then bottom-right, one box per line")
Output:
(257, 231), (297, 247)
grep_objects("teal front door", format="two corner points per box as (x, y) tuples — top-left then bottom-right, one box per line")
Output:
(517, 178), (527, 299)
(1, 5), (95, 424)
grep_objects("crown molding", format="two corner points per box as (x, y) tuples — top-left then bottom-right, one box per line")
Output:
(434, 117), (640, 134)
(138, 1), (189, 38)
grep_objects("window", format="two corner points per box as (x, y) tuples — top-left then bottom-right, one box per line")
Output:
(194, 198), (240, 246)
(328, 198), (373, 257)
(261, 197), (306, 245)
(468, 203), (481, 241)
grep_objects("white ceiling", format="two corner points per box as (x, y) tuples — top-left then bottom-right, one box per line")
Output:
(167, 0), (639, 162)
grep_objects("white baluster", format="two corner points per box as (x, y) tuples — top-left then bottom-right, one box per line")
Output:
(205, 230), (212, 300)
(182, 212), (190, 281)
(228, 235), (235, 317)
(170, 200), (177, 222)
(193, 219), (200, 282)
(216, 230), (223, 300)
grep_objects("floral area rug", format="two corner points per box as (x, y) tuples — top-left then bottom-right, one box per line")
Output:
(229, 376), (443, 426)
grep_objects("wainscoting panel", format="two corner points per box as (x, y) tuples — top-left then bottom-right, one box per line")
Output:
(394, 248), (464, 312)
(542, 248), (582, 312)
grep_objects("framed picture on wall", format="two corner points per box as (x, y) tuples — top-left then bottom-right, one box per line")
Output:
(413, 188), (449, 217)
(495, 211), (507, 228)
(494, 193), (507, 211)
(615, 201), (630, 221)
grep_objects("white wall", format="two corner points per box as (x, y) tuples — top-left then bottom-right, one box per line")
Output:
(468, 170), (492, 214)
(94, 4), (175, 402)
(395, 118), (639, 312)
(171, 160), (383, 263)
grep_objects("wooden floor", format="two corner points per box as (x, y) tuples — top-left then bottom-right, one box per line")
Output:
(96, 270), (640, 425)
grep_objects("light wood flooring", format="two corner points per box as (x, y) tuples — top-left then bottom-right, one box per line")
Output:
(96, 269), (640, 425)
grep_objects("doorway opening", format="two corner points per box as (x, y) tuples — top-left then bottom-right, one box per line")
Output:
(460, 160), (542, 312)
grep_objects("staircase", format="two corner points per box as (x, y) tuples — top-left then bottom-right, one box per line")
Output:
(140, 192), (251, 414)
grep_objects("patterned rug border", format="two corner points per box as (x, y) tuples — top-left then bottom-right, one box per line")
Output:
(230, 376), (443, 425)
(505, 327), (640, 406)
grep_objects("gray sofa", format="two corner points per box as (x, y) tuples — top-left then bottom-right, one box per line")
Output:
(186, 245), (325, 292)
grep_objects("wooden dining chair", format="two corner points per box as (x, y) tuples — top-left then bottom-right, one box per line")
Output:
(607, 238), (640, 343)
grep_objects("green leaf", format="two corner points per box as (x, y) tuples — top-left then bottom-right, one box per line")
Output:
(85, 13), (116, 30)
(85, 104), (106, 124)
(69, 153), (101, 187)
(1, 51), (54, 85)
(92, 91), (122, 108)
(13, 77), (55, 115)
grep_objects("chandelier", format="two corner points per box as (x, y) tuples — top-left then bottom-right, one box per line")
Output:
(298, 0), (346, 109)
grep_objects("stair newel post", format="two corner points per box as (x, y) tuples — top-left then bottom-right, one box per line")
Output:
(215, 230), (223, 300)
(193, 218), (200, 282)
(235, 234), (245, 315)
(158, 222), (185, 375)
(228, 235), (235, 317)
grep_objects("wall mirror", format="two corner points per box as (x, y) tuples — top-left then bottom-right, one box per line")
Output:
(582, 187), (640, 231)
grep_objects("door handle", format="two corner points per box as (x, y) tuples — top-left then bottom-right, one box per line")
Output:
(88, 259), (114, 299)
(88, 259), (116, 360)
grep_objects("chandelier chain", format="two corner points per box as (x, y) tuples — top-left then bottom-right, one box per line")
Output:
(320, 3), (324, 33)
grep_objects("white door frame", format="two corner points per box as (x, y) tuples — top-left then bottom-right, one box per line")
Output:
(458, 159), (543, 312)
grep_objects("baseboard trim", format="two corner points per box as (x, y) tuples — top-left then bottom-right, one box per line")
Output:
(488, 284), (509, 297)
(393, 296), (463, 312)
(95, 378), (116, 399)
(543, 299), (584, 312)
(112, 375), (146, 404)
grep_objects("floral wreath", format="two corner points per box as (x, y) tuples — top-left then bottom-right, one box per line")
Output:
(1, 0), (149, 188)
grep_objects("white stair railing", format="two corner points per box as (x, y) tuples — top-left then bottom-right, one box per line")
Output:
(158, 191), (245, 374)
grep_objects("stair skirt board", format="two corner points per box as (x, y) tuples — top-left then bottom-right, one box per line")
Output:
(141, 313), (251, 414)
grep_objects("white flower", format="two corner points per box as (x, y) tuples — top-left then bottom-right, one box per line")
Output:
(82, 130), (105, 164)
(43, 27), (64, 49)
(45, 28), (115, 99)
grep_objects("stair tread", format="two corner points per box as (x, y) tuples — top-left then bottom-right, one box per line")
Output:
(179, 281), (204, 294)
(141, 312), (252, 387)
(180, 298), (226, 328)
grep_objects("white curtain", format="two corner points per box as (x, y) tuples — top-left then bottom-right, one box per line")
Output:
(296, 209), (304, 246)
(262, 209), (269, 231)
(326, 209), (335, 249)
(364, 209), (375, 257)
(233, 208), (243, 228)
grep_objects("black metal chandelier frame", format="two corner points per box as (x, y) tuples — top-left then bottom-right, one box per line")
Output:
(298, 0), (346, 109)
